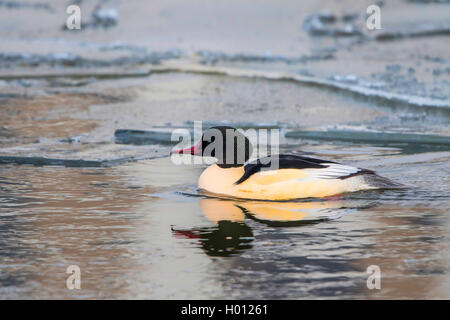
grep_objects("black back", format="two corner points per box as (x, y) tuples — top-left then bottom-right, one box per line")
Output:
(234, 154), (335, 184)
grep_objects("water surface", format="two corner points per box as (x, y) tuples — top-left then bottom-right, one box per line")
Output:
(1, 140), (449, 299)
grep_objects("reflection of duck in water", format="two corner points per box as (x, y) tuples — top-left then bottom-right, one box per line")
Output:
(234, 199), (355, 227)
(200, 197), (355, 226)
(173, 199), (253, 257)
(172, 198), (356, 256)
(172, 126), (404, 200)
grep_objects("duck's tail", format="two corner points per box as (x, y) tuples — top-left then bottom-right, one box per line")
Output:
(363, 172), (408, 190)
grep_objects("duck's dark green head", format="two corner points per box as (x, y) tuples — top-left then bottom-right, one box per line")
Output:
(172, 126), (253, 168)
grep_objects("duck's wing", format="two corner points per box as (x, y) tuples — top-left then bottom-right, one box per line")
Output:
(234, 154), (373, 185)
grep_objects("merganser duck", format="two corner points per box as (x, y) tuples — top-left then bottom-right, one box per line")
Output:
(172, 126), (403, 200)
(172, 198), (357, 256)
(199, 198), (353, 224)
